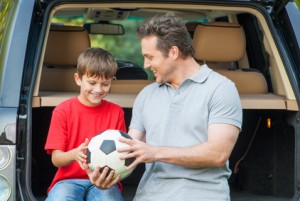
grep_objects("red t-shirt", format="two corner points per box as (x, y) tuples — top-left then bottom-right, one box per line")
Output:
(44, 97), (127, 193)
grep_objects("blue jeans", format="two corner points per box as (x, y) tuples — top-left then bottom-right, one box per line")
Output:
(46, 179), (124, 201)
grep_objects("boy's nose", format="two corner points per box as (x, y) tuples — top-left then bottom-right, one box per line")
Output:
(95, 84), (103, 92)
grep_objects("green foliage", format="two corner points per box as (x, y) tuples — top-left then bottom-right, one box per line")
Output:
(295, 0), (300, 10)
(52, 17), (143, 65)
(90, 20), (143, 66)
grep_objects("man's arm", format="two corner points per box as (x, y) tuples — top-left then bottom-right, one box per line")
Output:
(152, 124), (239, 168)
(128, 128), (146, 142)
(120, 123), (239, 169)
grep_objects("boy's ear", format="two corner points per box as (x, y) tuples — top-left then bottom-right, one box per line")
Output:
(74, 73), (82, 86)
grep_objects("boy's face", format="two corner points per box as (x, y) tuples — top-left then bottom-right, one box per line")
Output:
(74, 73), (112, 107)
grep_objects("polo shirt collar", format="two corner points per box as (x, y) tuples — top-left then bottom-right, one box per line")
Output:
(189, 64), (212, 84)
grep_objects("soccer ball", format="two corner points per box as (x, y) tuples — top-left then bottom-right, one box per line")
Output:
(86, 129), (135, 181)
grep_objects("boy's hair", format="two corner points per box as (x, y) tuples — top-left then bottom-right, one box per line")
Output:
(77, 47), (117, 79)
(137, 13), (194, 59)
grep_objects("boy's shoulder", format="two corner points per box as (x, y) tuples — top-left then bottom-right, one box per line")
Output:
(56, 97), (77, 108)
(52, 97), (78, 114)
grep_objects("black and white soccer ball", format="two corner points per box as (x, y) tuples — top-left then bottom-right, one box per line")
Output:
(86, 129), (135, 181)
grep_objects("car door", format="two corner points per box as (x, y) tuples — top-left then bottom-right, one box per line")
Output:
(271, 0), (300, 199)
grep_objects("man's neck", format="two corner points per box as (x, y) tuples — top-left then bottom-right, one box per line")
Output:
(168, 58), (201, 89)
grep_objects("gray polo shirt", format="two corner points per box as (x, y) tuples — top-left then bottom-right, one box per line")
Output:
(130, 65), (242, 201)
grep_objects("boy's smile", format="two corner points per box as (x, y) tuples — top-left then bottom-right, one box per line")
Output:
(74, 73), (112, 107)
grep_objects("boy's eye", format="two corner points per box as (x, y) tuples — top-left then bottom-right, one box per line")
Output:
(102, 82), (110, 86)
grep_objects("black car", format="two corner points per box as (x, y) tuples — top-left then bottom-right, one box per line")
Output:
(0, 0), (299, 200)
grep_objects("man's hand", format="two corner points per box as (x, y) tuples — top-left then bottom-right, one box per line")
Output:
(118, 137), (157, 170)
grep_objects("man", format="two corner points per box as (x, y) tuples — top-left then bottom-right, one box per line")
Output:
(84, 13), (242, 201)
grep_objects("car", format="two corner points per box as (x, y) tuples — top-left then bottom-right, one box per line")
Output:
(0, 0), (299, 200)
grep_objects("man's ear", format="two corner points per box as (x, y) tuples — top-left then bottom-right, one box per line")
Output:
(74, 73), (81, 86)
(169, 46), (179, 59)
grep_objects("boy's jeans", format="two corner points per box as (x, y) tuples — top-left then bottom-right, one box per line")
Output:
(46, 179), (124, 201)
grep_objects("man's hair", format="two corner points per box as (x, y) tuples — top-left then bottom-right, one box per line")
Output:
(137, 13), (194, 59)
(77, 47), (117, 79)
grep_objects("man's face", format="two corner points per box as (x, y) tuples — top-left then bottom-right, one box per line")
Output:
(141, 36), (175, 84)
(75, 73), (112, 106)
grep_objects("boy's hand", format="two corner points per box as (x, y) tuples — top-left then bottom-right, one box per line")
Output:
(83, 163), (120, 189)
(73, 138), (89, 169)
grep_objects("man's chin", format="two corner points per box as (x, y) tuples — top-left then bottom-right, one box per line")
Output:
(155, 77), (163, 83)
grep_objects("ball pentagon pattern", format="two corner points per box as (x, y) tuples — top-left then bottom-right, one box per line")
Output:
(87, 129), (135, 181)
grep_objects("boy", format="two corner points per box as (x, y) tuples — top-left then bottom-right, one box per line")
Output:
(45, 48), (125, 201)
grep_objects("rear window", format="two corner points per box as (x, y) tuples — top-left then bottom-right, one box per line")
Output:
(51, 16), (151, 78)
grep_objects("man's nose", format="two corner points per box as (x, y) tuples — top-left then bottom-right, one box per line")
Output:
(144, 61), (150, 69)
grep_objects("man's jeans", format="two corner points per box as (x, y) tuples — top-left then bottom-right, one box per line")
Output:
(46, 179), (124, 201)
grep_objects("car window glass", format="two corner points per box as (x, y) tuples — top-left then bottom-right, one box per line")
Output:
(51, 16), (153, 78)
(0, 0), (13, 84)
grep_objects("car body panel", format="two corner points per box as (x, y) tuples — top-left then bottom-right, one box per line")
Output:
(0, 0), (35, 107)
(0, 0), (300, 200)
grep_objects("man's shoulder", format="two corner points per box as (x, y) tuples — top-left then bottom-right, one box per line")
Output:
(206, 70), (237, 90)
(132, 82), (161, 105)
(209, 69), (229, 82)
(139, 81), (160, 94)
